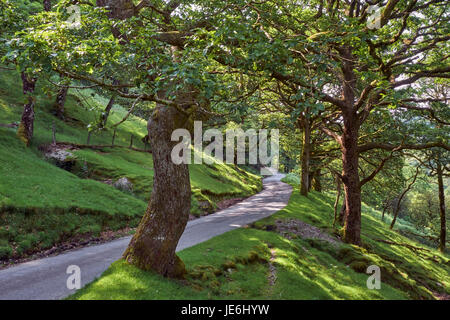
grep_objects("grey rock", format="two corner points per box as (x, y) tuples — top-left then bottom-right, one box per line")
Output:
(43, 146), (76, 171)
(113, 177), (133, 193)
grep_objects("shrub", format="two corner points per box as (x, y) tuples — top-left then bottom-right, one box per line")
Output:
(281, 173), (300, 186)
(0, 245), (12, 259)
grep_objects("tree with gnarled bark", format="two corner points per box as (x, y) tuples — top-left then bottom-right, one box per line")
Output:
(199, 0), (450, 245)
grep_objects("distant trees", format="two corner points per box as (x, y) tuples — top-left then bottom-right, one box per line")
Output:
(409, 148), (449, 252)
(389, 166), (420, 230)
(206, 0), (450, 245)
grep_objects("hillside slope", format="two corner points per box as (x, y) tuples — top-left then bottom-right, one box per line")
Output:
(70, 186), (450, 300)
(0, 70), (261, 262)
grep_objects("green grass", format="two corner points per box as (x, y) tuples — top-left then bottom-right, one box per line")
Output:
(0, 126), (147, 256)
(0, 70), (261, 260)
(70, 187), (450, 300)
(72, 147), (261, 204)
(280, 172), (300, 186)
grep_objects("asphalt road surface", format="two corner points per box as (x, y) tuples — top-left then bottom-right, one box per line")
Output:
(0, 174), (292, 300)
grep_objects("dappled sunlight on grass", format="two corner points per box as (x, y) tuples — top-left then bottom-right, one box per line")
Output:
(74, 187), (448, 300)
(76, 260), (208, 300)
(72, 205), (419, 301)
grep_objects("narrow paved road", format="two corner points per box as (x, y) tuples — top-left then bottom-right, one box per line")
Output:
(0, 175), (292, 300)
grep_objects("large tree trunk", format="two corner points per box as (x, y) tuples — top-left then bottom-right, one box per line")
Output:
(97, 0), (192, 277)
(123, 103), (191, 278)
(341, 113), (362, 245)
(437, 163), (446, 253)
(17, 73), (37, 146)
(300, 117), (311, 196)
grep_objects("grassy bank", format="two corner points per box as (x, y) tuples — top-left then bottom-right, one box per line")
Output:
(0, 70), (261, 261)
(70, 184), (449, 300)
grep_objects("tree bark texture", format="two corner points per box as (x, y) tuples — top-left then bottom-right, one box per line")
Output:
(437, 163), (446, 253)
(300, 117), (311, 197)
(17, 73), (37, 146)
(341, 111), (362, 245)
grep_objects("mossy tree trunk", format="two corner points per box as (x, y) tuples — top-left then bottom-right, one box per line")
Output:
(333, 174), (342, 227)
(17, 73), (37, 146)
(123, 99), (192, 278)
(96, 0), (193, 277)
(437, 162), (446, 253)
(299, 116), (311, 197)
(341, 110), (362, 245)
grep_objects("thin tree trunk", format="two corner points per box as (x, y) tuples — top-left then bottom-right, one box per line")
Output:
(311, 168), (322, 192)
(100, 80), (119, 128)
(129, 134), (134, 149)
(17, 73), (37, 146)
(390, 198), (401, 230)
(300, 116), (311, 196)
(123, 104), (191, 278)
(437, 163), (446, 253)
(333, 175), (342, 227)
(87, 131), (92, 145)
(338, 201), (346, 226)
(390, 166), (420, 229)
(112, 128), (117, 146)
(381, 202), (388, 222)
(341, 113), (362, 245)
(43, 0), (52, 11)
(54, 85), (68, 120)
(101, 94), (117, 127)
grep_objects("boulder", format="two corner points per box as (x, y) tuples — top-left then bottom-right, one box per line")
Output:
(113, 177), (133, 193)
(43, 145), (76, 171)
